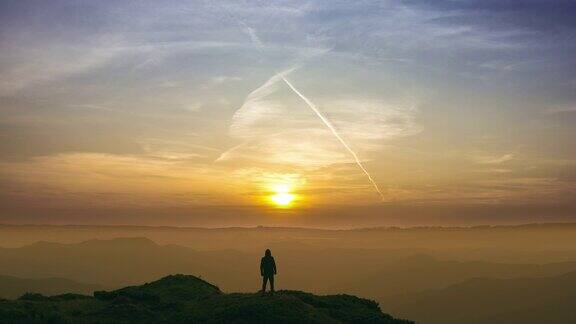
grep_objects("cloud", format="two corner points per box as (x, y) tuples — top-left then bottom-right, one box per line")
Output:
(219, 69), (421, 169)
(0, 0), (575, 208)
(543, 105), (576, 115)
(212, 75), (243, 84)
(201, 76), (244, 90)
(0, 152), (245, 208)
(0, 35), (126, 96)
(557, 165), (576, 182)
(475, 153), (515, 165)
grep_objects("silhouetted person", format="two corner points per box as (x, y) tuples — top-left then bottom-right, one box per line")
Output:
(260, 249), (277, 293)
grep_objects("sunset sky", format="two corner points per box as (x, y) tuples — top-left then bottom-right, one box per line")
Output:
(1, 1), (575, 227)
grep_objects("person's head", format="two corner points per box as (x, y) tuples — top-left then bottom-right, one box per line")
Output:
(265, 249), (271, 257)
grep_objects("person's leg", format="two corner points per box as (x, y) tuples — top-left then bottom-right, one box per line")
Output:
(262, 275), (268, 292)
(269, 275), (274, 292)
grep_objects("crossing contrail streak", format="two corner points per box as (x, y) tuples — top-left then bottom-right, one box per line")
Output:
(220, 4), (385, 200)
(281, 76), (385, 200)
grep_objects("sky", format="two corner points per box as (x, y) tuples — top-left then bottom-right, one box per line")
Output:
(1, 0), (576, 227)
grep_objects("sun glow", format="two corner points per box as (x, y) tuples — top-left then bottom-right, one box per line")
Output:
(269, 184), (296, 208)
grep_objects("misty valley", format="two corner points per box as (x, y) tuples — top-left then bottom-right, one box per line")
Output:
(1, 224), (576, 323)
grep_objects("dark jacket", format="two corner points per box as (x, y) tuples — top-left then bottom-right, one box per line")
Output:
(260, 256), (277, 276)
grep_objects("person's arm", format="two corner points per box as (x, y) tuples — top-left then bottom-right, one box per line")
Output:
(260, 258), (264, 276)
(272, 258), (277, 275)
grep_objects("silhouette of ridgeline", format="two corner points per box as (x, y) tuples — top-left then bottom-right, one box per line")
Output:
(0, 274), (413, 323)
(0, 275), (101, 299)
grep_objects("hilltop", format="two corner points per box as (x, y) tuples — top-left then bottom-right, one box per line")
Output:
(0, 274), (412, 324)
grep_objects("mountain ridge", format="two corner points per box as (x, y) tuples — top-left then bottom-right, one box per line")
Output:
(0, 275), (101, 299)
(388, 270), (576, 324)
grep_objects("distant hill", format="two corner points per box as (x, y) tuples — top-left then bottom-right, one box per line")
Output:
(2, 237), (576, 302)
(3, 223), (576, 264)
(0, 237), (255, 290)
(0, 275), (101, 299)
(388, 270), (576, 324)
(327, 254), (576, 303)
(0, 274), (413, 324)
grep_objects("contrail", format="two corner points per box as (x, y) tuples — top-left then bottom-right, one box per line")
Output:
(280, 76), (384, 200)
(220, 4), (385, 200)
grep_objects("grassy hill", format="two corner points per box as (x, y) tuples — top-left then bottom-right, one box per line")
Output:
(0, 274), (413, 324)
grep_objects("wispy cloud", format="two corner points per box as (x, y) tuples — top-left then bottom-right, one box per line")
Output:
(1, 0), (575, 211)
(475, 153), (515, 165)
(218, 69), (420, 170)
(0, 36), (126, 96)
(543, 105), (576, 115)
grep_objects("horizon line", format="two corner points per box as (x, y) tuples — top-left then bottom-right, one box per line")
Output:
(2, 222), (576, 231)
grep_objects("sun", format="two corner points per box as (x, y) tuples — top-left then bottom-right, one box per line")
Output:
(269, 184), (296, 208)
(271, 192), (295, 206)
